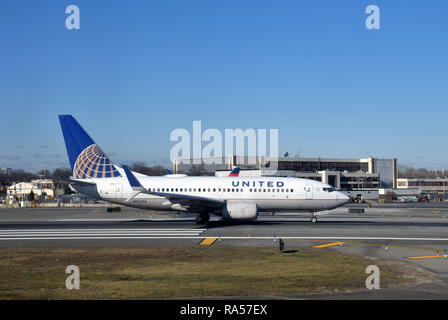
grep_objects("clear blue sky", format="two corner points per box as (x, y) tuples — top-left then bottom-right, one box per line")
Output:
(1, 1), (447, 171)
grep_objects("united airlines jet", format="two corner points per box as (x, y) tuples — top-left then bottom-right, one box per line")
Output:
(59, 115), (349, 224)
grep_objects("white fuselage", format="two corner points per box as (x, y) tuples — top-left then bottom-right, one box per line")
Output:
(72, 169), (350, 215)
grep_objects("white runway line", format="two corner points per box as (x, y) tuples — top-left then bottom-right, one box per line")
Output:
(0, 229), (448, 242)
(53, 218), (198, 222)
(0, 228), (206, 232)
(0, 228), (207, 240)
(216, 236), (448, 241)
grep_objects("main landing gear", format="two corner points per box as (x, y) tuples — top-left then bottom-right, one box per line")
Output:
(195, 212), (210, 225)
(311, 215), (318, 223)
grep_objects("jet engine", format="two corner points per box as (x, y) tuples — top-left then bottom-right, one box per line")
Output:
(222, 200), (258, 221)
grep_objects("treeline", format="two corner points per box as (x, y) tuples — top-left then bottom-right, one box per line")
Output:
(0, 163), (169, 185)
(0, 168), (72, 185)
(398, 166), (448, 179)
(127, 162), (169, 176)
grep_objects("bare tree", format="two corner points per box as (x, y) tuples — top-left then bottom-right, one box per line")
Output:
(398, 165), (448, 179)
(129, 162), (168, 176)
(189, 164), (206, 176)
(51, 168), (72, 179)
(8, 170), (38, 184)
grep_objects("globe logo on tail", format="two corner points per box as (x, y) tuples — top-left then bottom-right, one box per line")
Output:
(73, 144), (121, 179)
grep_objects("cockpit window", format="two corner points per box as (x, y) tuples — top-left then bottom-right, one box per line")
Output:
(323, 187), (336, 192)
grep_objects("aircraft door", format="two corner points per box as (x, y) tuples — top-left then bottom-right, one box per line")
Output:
(114, 183), (122, 200)
(305, 184), (313, 200)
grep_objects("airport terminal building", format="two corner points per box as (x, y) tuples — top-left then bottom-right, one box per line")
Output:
(397, 178), (448, 194)
(174, 156), (398, 190)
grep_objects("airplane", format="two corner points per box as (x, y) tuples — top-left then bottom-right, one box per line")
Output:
(59, 115), (350, 224)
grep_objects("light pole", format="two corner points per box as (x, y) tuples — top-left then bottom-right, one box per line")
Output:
(39, 166), (47, 203)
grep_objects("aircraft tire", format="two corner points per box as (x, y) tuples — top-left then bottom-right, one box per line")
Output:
(196, 212), (210, 224)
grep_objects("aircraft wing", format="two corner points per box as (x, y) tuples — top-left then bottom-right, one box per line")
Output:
(147, 191), (224, 211)
(150, 191), (223, 204)
(121, 165), (224, 210)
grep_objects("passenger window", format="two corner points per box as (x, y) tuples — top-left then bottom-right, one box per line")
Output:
(175, 188), (178, 192)
(213, 188), (216, 192)
(291, 189), (293, 193)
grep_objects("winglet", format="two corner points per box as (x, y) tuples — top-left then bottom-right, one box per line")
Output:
(122, 164), (145, 191)
(228, 167), (240, 177)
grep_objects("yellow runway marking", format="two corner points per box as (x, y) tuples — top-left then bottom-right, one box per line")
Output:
(431, 210), (441, 214)
(313, 241), (346, 248)
(200, 238), (217, 246)
(407, 254), (447, 260)
(349, 241), (441, 253)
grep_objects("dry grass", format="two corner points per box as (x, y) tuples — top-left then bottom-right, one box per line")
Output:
(0, 246), (413, 299)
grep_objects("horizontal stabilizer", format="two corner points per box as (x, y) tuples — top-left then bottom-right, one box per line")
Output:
(52, 177), (96, 187)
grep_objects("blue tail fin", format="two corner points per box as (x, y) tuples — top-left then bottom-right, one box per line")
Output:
(228, 167), (240, 177)
(59, 115), (121, 179)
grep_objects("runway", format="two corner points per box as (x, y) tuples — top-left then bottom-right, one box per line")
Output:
(1, 206), (447, 299)
(0, 206), (447, 246)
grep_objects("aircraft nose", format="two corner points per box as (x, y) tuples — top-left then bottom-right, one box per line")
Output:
(337, 192), (350, 204)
